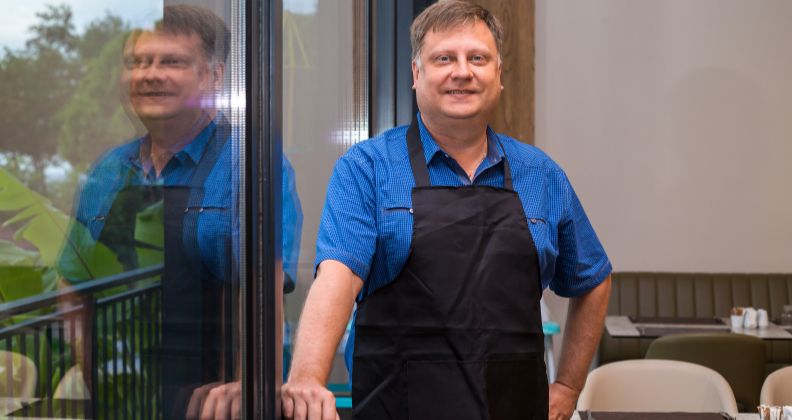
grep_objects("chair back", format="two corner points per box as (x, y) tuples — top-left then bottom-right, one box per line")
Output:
(577, 359), (738, 414)
(645, 333), (765, 411)
(760, 366), (792, 406)
(0, 350), (37, 398)
(54, 365), (90, 400)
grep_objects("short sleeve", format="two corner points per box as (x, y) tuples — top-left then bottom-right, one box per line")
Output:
(549, 171), (612, 297)
(315, 149), (378, 281)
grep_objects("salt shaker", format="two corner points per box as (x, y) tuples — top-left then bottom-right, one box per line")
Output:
(757, 309), (769, 328)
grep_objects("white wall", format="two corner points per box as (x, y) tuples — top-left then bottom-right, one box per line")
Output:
(535, 0), (792, 274)
(534, 0), (792, 367)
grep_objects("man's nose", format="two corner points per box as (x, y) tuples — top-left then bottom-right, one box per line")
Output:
(135, 62), (164, 82)
(451, 58), (473, 79)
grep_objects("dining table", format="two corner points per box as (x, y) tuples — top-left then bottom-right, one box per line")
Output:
(605, 315), (792, 340)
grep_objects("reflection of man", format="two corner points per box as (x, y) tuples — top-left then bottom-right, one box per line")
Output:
(284, 2), (611, 420)
(58, 5), (299, 419)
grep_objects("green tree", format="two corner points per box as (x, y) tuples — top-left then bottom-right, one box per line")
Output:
(0, 4), (81, 194)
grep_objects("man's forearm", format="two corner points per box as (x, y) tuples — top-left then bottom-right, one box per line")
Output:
(288, 260), (362, 384)
(555, 275), (612, 392)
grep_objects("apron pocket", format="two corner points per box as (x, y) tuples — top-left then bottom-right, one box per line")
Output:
(484, 357), (548, 420)
(406, 360), (486, 420)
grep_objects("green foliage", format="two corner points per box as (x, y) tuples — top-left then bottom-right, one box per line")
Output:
(0, 167), (70, 267)
(57, 32), (140, 168)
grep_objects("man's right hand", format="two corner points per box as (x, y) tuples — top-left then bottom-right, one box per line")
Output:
(281, 378), (339, 420)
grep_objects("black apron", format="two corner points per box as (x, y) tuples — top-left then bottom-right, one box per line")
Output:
(97, 120), (235, 419)
(351, 121), (548, 420)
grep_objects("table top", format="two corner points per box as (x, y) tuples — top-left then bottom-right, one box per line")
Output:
(605, 315), (792, 340)
(571, 413), (758, 420)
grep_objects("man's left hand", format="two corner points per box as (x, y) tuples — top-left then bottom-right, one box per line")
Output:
(548, 381), (579, 420)
(185, 381), (241, 420)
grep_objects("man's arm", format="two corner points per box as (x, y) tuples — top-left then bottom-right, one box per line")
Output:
(548, 275), (612, 420)
(282, 260), (363, 420)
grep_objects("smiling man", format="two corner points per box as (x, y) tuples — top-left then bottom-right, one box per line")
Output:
(283, 2), (612, 420)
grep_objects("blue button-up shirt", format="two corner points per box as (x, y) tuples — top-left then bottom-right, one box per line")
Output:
(316, 114), (612, 374)
(58, 117), (303, 285)
(317, 115), (611, 297)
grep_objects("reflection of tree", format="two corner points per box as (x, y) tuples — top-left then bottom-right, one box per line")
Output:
(283, 12), (313, 152)
(0, 5), (131, 201)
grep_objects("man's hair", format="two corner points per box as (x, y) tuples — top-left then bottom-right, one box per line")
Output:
(410, 0), (504, 63)
(156, 4), (230, 63)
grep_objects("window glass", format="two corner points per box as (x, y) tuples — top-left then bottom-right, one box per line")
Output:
(0, 1), (246, 418)
(282, 0), (368, 394)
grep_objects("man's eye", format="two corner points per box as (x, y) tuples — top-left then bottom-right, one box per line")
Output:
(470, 55), (486, 63)
(124, 57), (145, 69)
(162, 59), (182, 66)
(435, 55), (451, 63)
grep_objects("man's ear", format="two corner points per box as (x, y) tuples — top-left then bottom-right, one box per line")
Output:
(411, 59), (419, 90)
(212, 62), (225, 90)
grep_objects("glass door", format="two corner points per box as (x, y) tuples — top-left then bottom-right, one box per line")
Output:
(0, 1), (250, 418)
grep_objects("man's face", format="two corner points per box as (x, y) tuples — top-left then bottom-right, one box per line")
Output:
(412, 20), (501, 125)
(123, 31), (221, 123)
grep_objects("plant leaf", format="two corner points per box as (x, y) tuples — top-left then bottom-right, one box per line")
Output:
(0, 168), (70, 266)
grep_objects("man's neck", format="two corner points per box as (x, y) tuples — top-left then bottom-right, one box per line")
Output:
(143, 110), (216, 176)
(421, 114), (489, 180)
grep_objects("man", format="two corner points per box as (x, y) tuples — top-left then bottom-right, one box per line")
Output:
(283, 2), (611, 420)
(58, 5), (301, 419)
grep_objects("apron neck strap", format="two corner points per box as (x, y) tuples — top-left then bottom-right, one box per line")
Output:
(407, 119), (431, 188)
(406, 119), (513, 190)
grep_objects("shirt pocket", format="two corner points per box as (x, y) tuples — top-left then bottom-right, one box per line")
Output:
(380, 202), (414, 281)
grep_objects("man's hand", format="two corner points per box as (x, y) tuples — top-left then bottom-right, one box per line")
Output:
(282, 378), (339, 420)
(185, 381), (241, 420)
(548, 381), (579, 420)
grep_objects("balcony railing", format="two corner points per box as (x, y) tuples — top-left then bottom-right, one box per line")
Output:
(0, 265), (164, 419)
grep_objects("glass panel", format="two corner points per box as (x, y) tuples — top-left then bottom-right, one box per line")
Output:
(0, 1), (246, 418)
(282, 0), (368, 397)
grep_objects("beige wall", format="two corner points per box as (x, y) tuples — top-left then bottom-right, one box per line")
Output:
(536, 0), (792, 274)
(534, 0), (792, 367)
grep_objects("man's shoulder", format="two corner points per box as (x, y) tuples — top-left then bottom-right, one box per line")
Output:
(89, 138), (140, 173)
(338, 125), (410, 166)
(494, 133), (564, 173)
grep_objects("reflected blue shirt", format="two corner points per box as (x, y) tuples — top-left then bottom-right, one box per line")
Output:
(315, 114), (612, 374)
(59, 117), (303, 285)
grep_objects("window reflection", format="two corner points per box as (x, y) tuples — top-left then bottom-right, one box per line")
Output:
(0, 3), (248, 419)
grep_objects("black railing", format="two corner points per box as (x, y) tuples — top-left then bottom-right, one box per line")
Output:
(0, 265), (163, 419)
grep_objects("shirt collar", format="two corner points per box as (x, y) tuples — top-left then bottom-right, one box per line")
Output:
(415, 112), (505, 165)
(127, 115), (219, 170)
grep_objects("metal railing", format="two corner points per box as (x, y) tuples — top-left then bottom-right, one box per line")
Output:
(0, 265), (164, 419)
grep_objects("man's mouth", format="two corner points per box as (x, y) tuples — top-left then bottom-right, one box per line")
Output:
(445, 89), (476, 95)
(137, 92), (176, 97)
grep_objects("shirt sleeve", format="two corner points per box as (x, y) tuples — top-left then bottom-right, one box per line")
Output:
(282, 156), (303, 290)
(549, 170), (612, 297)
(315, 149), (378, 281)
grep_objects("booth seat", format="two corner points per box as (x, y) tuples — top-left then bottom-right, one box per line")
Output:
(599, 272), (792, 375)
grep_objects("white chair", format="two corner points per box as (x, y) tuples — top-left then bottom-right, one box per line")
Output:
(760, 366), (792, 406)
(577, 359), (738, 414)
(53, 365), (89, 400)
(0, 350), (37, 398)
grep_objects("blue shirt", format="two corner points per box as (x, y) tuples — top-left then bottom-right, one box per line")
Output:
(58, 117), (303, 285)
(315, 115), (612, 375)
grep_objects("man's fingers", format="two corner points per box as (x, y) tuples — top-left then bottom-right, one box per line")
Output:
(282, 394), (295, 419)
(230, 392), (241, 420)
(322, 396), (337, 420)
(292, 396), (308, 420)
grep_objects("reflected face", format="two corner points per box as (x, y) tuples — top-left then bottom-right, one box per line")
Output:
(412, 21), (502, 124)
(123, 31), (219, 123)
